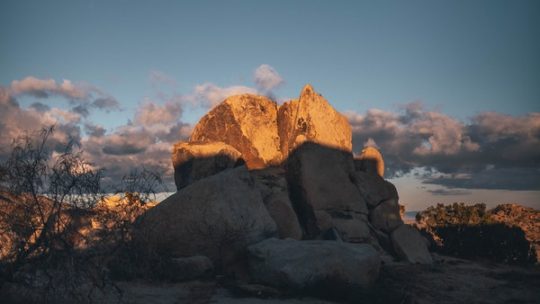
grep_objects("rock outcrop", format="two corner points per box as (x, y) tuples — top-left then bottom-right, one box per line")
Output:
(148, 84), (432, 283)
(247, 238), (380, 292)
(172, 141), (244, 190)
(190, 94), (281, 169)
(286, 142), (369, 242)
(136, 166), (277, 265)
(278, 85), (352, 159)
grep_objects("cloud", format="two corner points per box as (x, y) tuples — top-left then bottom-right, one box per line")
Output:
(135, 99), (183, 126)
(186, 83), (257, 108)
(11, 77), (88, 100)
(347, 104), (540, 190)
(84, 123), (106, 138)
(5, 76), (120, 117)
(92, 97), (120, 111)
(254, 64), (284, 93)
(427, 188), (473, 196)
(149, 70), (176, 87)
(29, 102), (50, 112)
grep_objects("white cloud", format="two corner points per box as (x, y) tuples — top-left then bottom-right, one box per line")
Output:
(253, 64), (284, 92)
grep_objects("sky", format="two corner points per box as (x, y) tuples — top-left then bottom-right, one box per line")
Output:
(1, 0), (539, 210)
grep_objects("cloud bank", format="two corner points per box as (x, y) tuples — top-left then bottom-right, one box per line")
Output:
(346, 103), (540, 191)
(1, 66), (538, 193)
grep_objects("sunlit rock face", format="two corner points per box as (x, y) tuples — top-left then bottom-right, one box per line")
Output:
(277, 84), (353, 160)
(172, 141), (244, 190)
(190, 94), (282, 169)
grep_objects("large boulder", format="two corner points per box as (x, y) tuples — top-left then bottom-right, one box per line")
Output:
(190, 94), (281, 169)
(136, 166), (277, 266)
(350, 171), (398, 208)
(278, 84), (352, 160)
(391, 224), (433, 264)
(247, 238), (380, 293)
(171, 141), (243, 190)
(251, 168), (303, 240)
(285, 142), (369, 242)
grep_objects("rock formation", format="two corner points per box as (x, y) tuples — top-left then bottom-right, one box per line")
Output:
(137, 84), (433, 297)
(190, 94), (281, 169)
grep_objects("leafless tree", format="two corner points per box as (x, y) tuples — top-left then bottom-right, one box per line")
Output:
(0, 126), (166, 303)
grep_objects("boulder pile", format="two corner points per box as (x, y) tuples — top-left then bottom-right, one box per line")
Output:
(137, 85), (432, 295)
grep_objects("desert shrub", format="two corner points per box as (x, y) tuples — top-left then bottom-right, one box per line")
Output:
(416, 202), (537, 265)
(415, 202), (492, 226)
(434, 223), (536, 265)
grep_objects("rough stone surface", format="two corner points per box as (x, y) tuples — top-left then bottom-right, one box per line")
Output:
(355, 146), (385, 177)
(170, 256), (214, 282)
(369, 199), (404, 233)
(285, 142), (369, 241)
(350, 171), (398, 208)
(250, 168), (303, 240)
(247, 238), (380, 292)
(278, 85), (352, 160)
(190, 94), (281, 169)
(172, 141), (244, 190)
(391, 224), (433, 264)
(136, 166), (277, 265)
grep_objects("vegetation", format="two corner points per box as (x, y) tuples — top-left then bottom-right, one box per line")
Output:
(416, 202), (537, 265)
(0, 126), (165, 303)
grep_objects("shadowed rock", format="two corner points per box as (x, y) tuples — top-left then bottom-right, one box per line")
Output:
(350, 171), (398, 208)
(247, 238), (380, 294)
(285, 142), (369, 242)
(136, 166), (277, 266)
(251, 167), (303, 240)
(190, 94), (281, 169)
(391, 224), (433, 264)
(369, 199), (403, 233)
(172, 141), (244, 190)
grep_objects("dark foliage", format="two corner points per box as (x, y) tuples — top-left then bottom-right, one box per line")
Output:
(416, 202), (537, 265)
(433, 223), (537, 265)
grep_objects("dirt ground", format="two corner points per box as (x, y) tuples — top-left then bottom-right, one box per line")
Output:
(106, 254), (540, 304)
(3, 254), (539, 304)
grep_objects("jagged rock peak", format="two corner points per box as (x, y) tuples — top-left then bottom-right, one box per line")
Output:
(300, 83), (315, 97)
(277, 84), (352, 159)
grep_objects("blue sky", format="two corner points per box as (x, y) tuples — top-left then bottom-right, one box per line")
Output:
(1, 0), (539, 209)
